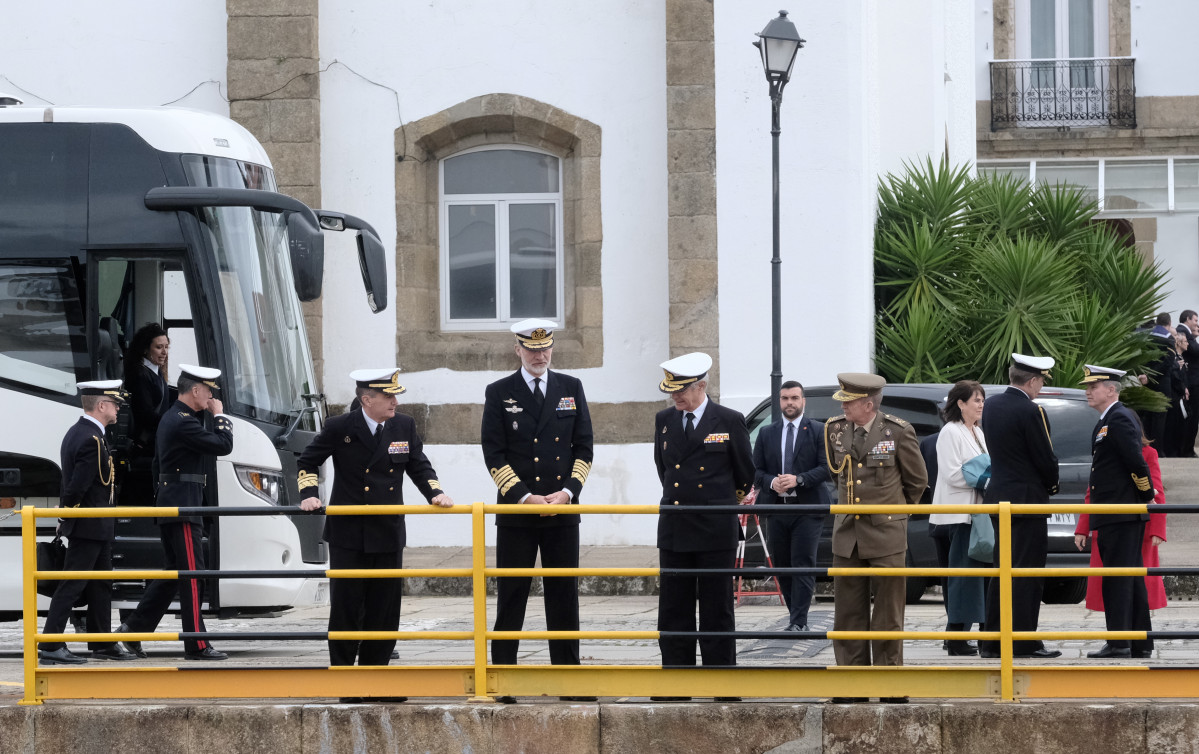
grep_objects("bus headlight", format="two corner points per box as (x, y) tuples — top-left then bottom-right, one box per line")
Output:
(234, 465), (283, 505)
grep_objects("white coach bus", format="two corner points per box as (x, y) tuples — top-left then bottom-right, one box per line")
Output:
(0, 105), (387, 619)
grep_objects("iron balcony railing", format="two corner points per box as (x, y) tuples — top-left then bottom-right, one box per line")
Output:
(990, 57), (1136, 130)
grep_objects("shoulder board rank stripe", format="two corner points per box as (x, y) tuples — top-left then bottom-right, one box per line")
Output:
(571, 459), (592, 485)
(1131, 473), (1152, 492)
(490, 465), (521, 496)
(298, 471), (320, 491)
(1037, 405), (1054, 450)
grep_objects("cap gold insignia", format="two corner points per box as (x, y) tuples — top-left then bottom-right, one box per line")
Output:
(531, 328), (547, 340)
(367, 370), (406, 395)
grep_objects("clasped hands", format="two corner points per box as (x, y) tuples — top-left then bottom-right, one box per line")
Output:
(299, 492), (454, 512)
(772, 474), (799, 494)
(525, 490), (571, 516)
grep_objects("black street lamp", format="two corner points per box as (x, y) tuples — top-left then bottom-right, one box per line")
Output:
(754, 10), (804, 424)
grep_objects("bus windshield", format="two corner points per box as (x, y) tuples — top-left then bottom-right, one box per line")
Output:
(184, 156), (318, 426)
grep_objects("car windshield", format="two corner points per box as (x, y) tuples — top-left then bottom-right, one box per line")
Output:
(184, 156), (318, 427)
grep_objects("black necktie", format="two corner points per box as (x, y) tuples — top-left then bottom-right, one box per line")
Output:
(783, 422), (795, 476)
(374, 422), (383, 443)
(532, 377), (545, 413)
(684, 412), (695, 439)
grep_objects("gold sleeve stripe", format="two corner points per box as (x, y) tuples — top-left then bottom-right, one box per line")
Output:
(490, 465), (521, 496)
(571, 460), (592, 485)
(1037, 405), (1054, 450)
(298, 471), (319, 490)
(1131, 473), (1151, 492)
(427, 480), (442, 490)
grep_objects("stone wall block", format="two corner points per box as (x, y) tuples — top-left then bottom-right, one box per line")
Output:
(941, 704), (1147, 754)
(0, 706), (32, 754)
(667, 0), (715, 43)
(575, 120), (602, 158)
(601, 703), (821, 754)
(667, 85), (717, 131)
(34, 706), (190, 753)
(279, 184), (319, 210)
(668, 215), (718, 260)
(1148, 704), (1199, 754)
(189, 705), (301, 754)
(574, 242), (603, 287)
(589, 402), (663, 444)
(230, 99), (270, 142)
(268, 99), (320, 143)
(575, 286), (603, 328)
(228, 16), (318, 61)
(1110, 0), (1132, 57)
(668, 129), (716, 174)
(667, 259), (716, 303)
(228, 0), (316, 17)
(227, 58), (319, 101)
(667, 41), (716, 86)
(264, 141), (319, 187)
(669, 173), (718, 217)
(993, 0), (1015, 60)
(397, 242), (439, 289)
(823, 704), (941, 754)
(669, 300), (718, 348)
(394, 201), (428, 246)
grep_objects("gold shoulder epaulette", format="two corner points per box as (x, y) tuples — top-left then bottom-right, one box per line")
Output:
(827, 414), (847, 424)
(884, 413), (909, 427)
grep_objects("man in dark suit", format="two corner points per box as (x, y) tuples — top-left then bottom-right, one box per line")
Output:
(1138, 313), (1179, 452)
(751, 380), (830, 631)
(38, 381), (137, 665)
(481, 319), (593, 700)
(1176, 310), (1199, 457)
(979, 354), (1061, 659)
(1076, 365), (1156, 659)
(298, 368), (452, 673)
(118, 365), (234, 660)
(654, 351), (754, 686)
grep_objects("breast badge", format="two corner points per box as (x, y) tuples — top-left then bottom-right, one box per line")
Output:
(388, 441), (410, 455)
(505, 405), (523, 414)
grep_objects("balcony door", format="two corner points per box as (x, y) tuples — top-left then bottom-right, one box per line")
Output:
(1016, 0), (1109, 125)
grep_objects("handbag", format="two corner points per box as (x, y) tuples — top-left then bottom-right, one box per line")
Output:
(967, 512), (995, 562)
(35, 535), (66, 597)
(961, 453), (991, 492)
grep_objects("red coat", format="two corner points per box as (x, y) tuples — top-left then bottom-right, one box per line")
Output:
(1075, 445), (1168, 611)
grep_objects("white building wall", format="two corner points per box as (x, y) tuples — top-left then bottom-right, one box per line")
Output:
(0, 2), (227, 113)
(1131, 1), (1199, 97)
(1155, 214), (1199, 319)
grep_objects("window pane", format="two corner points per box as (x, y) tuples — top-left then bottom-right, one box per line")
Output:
(1035, 162), (1098, 202)
(1175, 160), (1199, 211)
(508, 203), (557, 319)
(1030, 0), (1056, 58)
(444, 150), (559, 195)
(1104, 161), (1168, 211)
(0, 264), (87, 394)
(978, 163), (1031, 182)
(448, 204), (497, 319)
(1067, 0), (1094, 58)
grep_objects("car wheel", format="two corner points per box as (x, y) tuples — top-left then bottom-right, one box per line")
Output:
(904, 552), (927, 604)
(1042, 576), (1086, 604)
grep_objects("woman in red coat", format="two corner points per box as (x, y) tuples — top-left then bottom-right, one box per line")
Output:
(1074, 438), (1168, 611)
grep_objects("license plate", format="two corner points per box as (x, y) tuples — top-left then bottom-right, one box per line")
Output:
(1049, 513), (1075, 525)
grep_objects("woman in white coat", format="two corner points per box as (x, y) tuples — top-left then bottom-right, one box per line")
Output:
(929, 380), (989, 656)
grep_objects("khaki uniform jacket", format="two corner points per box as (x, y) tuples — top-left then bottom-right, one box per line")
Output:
(824, 412), (927, 559)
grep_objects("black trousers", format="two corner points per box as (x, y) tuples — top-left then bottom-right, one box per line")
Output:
(1141, 408), (1167, 456)
(125, 522), (211, 653)
(658, 547), (736, 667)
(766, 514), (822, 627)
(328, 545), (403, 666)
(42, 538), (115, 652)
(981, 516), (1047, 655)
(492, 525), (580, 665)
(1183, 390), (1199, 457)
(1096, 520), (1152, 652)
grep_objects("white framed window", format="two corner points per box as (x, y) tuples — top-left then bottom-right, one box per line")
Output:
(439, 146), (564, 330)
(1015, 0), (1109, 60)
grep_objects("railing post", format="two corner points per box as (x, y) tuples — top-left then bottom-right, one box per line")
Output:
(19, 506), (40, 706)
(999, 500), (1014, 702)
(470, 501), (491, 702)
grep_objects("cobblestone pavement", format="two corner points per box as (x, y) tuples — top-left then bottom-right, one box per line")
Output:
(3, 595), (1199, 703)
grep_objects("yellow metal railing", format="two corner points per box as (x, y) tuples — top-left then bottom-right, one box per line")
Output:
(18, 500), (1192, 705)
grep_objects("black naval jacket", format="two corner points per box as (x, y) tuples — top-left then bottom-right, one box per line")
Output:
(58, 417), (117, 541)
(155, 400), (234, 524)
(654, 401), (755, 552)
(1088, 401), (1155, 528)
(481, 370), (594, 528)
(297, 409), (442, 553)
(981, 387), (1059, 511)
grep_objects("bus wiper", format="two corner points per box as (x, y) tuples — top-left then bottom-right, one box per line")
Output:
(275, 406), (317, 449)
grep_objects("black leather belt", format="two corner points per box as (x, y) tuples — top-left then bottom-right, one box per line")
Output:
(159, 473), (207, 485)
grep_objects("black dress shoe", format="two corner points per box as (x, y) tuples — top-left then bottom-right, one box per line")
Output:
(185, 647), (228, 661)
(339, 698), (364, 704)
(946, 641), (978, 657)
(714, 697), (742, 702)
(979, 648), (999, 658)
(560, 696), (597, 702)
(829, 697), (867, 704)
(1132, 650), (1152, 659)
(92, 646), (138, 661)
(374, 697), (408, 703)
(649, 697), (691, 702)
(879, 697), (909, 704)
(39, 647), (87, 665)
(115, 623), (147, 658)
(495, 696), (518, 704)
(1015, 648), (1062, 659)
(1087, 644), (1131, 659)
(391, 649), (399, 660)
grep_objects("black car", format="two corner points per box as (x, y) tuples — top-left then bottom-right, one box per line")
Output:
(743, 383), (1096, 604)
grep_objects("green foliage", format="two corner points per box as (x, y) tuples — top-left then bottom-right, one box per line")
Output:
(874, 160), (1169, 389)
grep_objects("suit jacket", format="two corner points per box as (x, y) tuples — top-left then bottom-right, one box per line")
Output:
(155, 400), (234, 524)
(981, 387), (1059, 511)
(1146, 333), (1184, 400)
(126, 363), (170, 451)
(1088, 401), (1155, 528)
(298, 409), (442, 553)
(824, 412), (926, 559)
(751, 416), (831, 517)
(1178, 325), (1199, 388)
(58, 417), (117, 541)
(481, 369), (594, 528)
(654, 400), (754, 552)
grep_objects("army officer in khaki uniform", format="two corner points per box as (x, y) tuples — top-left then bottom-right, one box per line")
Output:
(824, 373), (926, 692)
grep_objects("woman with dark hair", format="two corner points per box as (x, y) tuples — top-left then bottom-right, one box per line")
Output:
(929, 380), (989, 656)
(122, 323), (171, 504)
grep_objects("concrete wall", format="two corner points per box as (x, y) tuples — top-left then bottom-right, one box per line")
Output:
(0, 2), (227, 112)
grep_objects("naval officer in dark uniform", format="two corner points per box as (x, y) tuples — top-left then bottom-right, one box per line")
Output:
(979, 354), (1062, 659)
(1075, 365), (1156, 659)
(118, 365), (233, 660)
(653, 352), (754, 684)
(39, 381), (137, 665)
(298, 368), (453, 672)
(482, 319), (594, 700)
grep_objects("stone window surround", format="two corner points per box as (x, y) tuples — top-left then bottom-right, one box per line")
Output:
(394, 93), (602, 372)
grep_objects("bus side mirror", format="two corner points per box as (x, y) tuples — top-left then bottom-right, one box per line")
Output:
(287, 211), (325, 302)
(357, 228), (388, 313)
